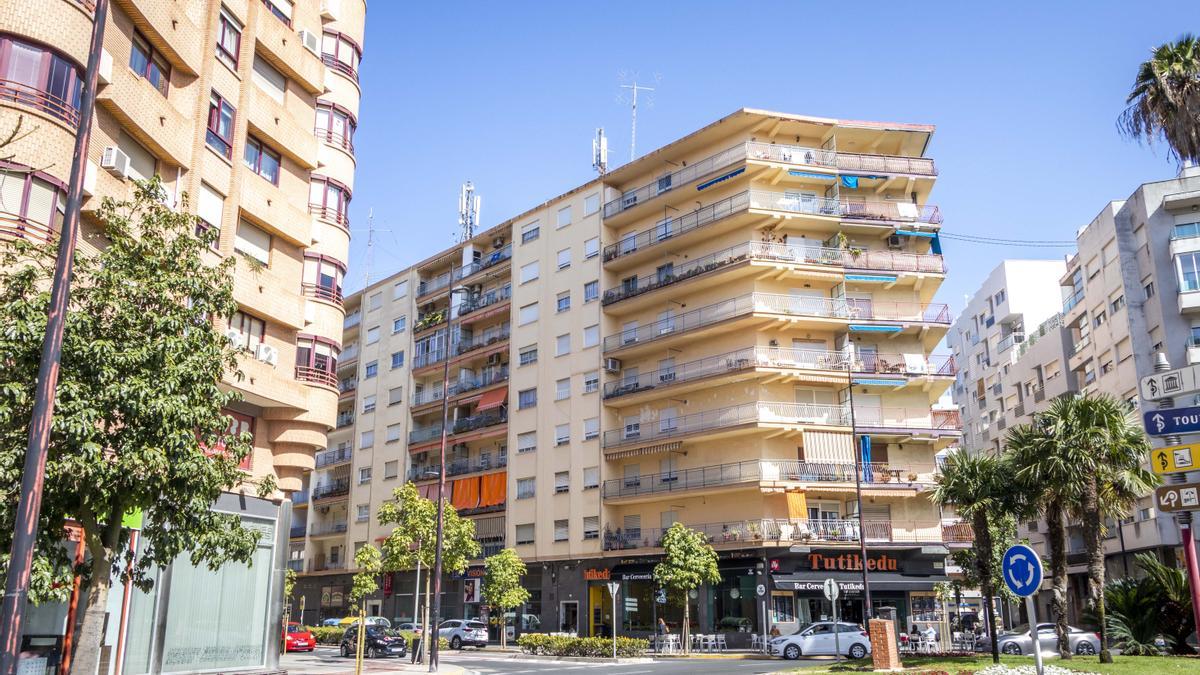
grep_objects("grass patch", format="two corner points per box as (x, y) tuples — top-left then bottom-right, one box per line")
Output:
(794, 654), (1200, 674)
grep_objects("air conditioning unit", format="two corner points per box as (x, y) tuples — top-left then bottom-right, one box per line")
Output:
(97, 49), (113, 85)
(100, 146), (130, 178)
(224, 328), (243, 346)
(298, 29), (320, 56)
(604, 358), (622, 373)
(887, 234), (903, 249)
(256, 343), (279, 366)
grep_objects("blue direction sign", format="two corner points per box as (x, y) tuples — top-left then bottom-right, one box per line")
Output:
(1001, 544), (1044, 598)
(1144, 407), (1200, 436)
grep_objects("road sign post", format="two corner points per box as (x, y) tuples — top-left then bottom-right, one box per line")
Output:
(607, 581), (619, 659)
(1141, 365), (1200, 401)
(1151, 444), (1199, 475)
(1002, 544), (1044, 675)
(824, 578), (841, 665)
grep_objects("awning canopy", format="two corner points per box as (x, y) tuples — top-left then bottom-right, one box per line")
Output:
(605, 441), (683, 460)
(477, 388), (508, 411)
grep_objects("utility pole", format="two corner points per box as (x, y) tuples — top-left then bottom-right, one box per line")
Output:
(619, 81), (655, 162)
(0, 2), (108, 673)
(845, 350), (873, 621)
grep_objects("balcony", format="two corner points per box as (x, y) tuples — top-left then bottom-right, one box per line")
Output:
(604, 144), (747, 219)
(602, 401), (851, 451)
(1062, 288), (1085, 314)
(411, 386), (445, 408)
(455, 244), (513, 281)
(996, 332), (1025, 354)
(451, 367), (509, 397)
(309, 521), (348, 537)
(602, 293), (951, 353)
(344, 312), (361, 330)
(456, 328), (511, 356)
(315, 446), (353, 469)
(1014, 402), (1026, 418)
(458, 286), (511, 318)
(286, 559), (305, 572)
(410, 424), (443, 445)
(302, 282), (344, 306)
(1033, 385), (1046, 403)
(855, 407), (961, 432)
(310, 559), (347, 572)
(414, 309), (448, 333)
(412, 350), (448, 370)
(602, 518), (970, 551)
(289, 525), (306, 539)
(409, 454), (508, 482)
(335, 412), (354, 428)
(452, 411), (507, 435)
(1189, 337), (1200, 365)
(295, 366), (338, 389)
(602, 240), (945, 306)
(338, 379), (357, 397)
(417, 271), (452, 298)
(292, 490), (309, 506)
(311, 480), (350, 502)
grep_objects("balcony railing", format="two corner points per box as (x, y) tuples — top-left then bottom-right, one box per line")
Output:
(315, 126), (354, 154)
(287, 559), (305, 572)
(602, 401), (851, 449)
(290, 525), (306, 538)
(308, 203), (349, 229)
(302, 283), (344, 305)
(414, 310), (448, 333)
(409, 423), (443, 445)
(292, 490), (309, 506)
(459, 286), (511, 317)
(343, 312), (361, 330)
(451, 366), (509, 396)
(315, 446), (353, 468)
(602, 293), (950, 352)
(311, 559), (347, 572)
(604, 191), (751, 263)
(456, 328), (511, 355)
(603, 239), (945, 305)
(321, 54), (358, 82)
(604, 144), (747, 218)
(452, 411), (507, 435)
(602, 460), (937, 499)
(409, 454), (508, 481)
(997, 332), (1025, 353)
(854, 407), (962, 431)
(417, 271), (452, 298)
(335, 413), (354, 428)
(602, 518), (970, 551)
(412, 349), (448, 370)
(749, 190), (942, 225)
(296, 366), (338, 388)
(1062, 288), (1085, 313)
(0, 78), (81, 126)
(309, 521), (348, 537)
(311, 480), (350, 501)
(410, 386), (445, 407)
(455, 244), (513, 280)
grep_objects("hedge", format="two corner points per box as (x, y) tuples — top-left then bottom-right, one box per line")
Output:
(516, 633), (648, 658)
(305, 626), (448, 651)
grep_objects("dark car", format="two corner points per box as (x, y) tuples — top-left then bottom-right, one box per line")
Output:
(339, 625), (407, 659)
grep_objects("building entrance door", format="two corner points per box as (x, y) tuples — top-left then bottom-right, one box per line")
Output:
(560, 601), (579, 634)
(588, 585), (613, 637)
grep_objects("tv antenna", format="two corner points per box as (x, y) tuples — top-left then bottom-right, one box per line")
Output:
(592, 127), (609, 175)
(362, 208), (391, 288)
(458, 181), (482, 243)
(617, 71), (660, 162)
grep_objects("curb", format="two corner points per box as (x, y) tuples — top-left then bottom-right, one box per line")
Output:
(476, 654), (655, 664)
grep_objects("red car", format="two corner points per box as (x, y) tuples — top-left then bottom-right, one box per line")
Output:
(285, 622), (315, 652)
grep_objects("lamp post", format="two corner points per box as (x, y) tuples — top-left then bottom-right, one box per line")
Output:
(844, 351), (873, 621)
(429, 286), (470, 672)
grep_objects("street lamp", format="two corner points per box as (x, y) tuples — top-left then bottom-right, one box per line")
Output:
(844, 352), (873, 622)
(429, 286), (471, 672)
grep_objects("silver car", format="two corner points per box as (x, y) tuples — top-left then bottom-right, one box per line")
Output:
(438, 619), (488, 649)
(983, 623), (1100, 656)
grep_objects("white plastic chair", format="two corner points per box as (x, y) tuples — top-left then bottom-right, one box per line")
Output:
(715, 634), (728, 651)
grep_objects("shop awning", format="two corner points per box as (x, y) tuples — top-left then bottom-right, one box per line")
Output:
(605, 441), (683, 460)
(772, 572), (946, 593)
(477, 388), (508, 411)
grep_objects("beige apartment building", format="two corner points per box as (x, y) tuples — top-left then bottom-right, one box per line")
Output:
(0, 0), (364, 672)
(294, 108), (971, 644)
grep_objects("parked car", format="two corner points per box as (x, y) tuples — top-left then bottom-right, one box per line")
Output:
(284, 623), (314, 652)
(978, 623), (1100, 656)
(769, 621), (871, 660)
(338, 616), (392, 628)
(321, 618), (343, 627)
(394, 622), (423, 635)
(339, 625), (407, 658)
(438, 619), (489, 649)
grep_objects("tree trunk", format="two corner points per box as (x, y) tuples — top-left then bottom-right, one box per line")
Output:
(1045, 500), (1071, 659)
(682, 591), (690, 655)
(973, 513), (1000, 665)
(423, 572), (432, 666)
(70, 519), (119, 675)
(500, 605), (506, 650)
(1081, 478), (1111, 662)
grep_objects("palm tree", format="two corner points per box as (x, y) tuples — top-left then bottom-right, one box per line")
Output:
(1007, 417), (1083, 659)
(932, 451), (1021, 665)
(1118, 34), (1200, 164)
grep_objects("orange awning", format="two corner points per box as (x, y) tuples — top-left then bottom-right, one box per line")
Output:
(477, 388), (508, 411)
(479, 471), (507, 507)
(786, 491), (808, 519)
(451, 476), (481, 510)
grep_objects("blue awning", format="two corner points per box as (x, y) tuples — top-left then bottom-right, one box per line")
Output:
(895, 229), (936, 238)
(696, 168), (745, 191)
(849, 324), (903, 333)
(852, 378), (905, 387)
(845, 274), (897, 283)
(787, 170), (836, 181)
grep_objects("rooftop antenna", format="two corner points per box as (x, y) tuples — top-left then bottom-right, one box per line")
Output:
(363, 208), (375, 288)
(458, 181), (481, 243)
(617, 71), (660, 162)
(592, 127), (609, 175)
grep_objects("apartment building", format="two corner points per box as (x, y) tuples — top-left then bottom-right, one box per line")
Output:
(0, 0), (364, 672)
(293, 108), (970, 643)
(946, 260), (1066, 454)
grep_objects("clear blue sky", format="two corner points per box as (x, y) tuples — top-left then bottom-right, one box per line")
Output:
(345, 1), (1197, 314)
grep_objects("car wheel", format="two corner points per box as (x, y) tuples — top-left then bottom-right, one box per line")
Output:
(1076, 641), (1097, 655)
(784, 644), (801, 660)
(451, 636), (462, 650)
(340, 644), (351, 658)
(1001, 642), (1023, 655)
(849, 643), (867, 659)
(370, 646), (382, 659)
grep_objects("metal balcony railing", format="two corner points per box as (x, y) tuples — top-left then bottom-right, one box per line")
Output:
(1062, 288), (1085, 313)
(296, 366), (338, 388)
(335, 413), (354, 428)
(409, 454), (508, 481)
(748, 190), (942, 224)
(417, 271), (452, 298)
(286, 559), (305, 572)
(0, 78), (81, 126)
(997, 332), (1025, 353)
(302, 282), (344, 305)
(745, 141), (937, 176)
(456, 244), (513, 280)
(292, 490), (309, 505)
(452, 411), (507, 435)
(603, 191), (751, 262)
(343, 312), (361, 330)
(315, 446), (353, 468)
(602, 518), (971, 551)
(459, 286), (512, 317)
(456, 327), (511, 355)
(311, 480), (350, 501)
(410, 386), (445, 407)
(602, 401), (851, 449)
(451, 367), (509, 396)
(309, 521), (348, 537)
(604, 144), (747, 218)
(290, 525), (306, 538)
(412, 350), (448, 370)
(409, 424), (443, 445)
(414, 310), (448, 333)
(854, 407), (962, 430)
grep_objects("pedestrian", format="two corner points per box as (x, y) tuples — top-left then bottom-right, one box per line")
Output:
(657, 618), (669, 635)
(769, 625), (781, 638)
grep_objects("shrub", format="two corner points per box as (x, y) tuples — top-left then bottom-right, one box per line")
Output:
(308, 626), (345, 645)
(515, 633), (647, 658)
(399, 631), (448, 651)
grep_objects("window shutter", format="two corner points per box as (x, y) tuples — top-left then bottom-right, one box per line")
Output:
(251, 55), (286, 102)
(198, 183), (224, 227)
(119, 132), (156, 182)
(25, 179), (56, 226)
(234, 219), (271, 264)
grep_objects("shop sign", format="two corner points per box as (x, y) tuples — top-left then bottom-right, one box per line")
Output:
(620, 572), (653, 581)
(383, 574), (393, 598)
(779, 580), (866, 593)
(803, 552), (898, 572)
(583, 568), (611, 581)
(451, 568), (486, 580)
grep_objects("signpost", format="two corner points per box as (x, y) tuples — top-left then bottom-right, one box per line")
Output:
(1143, 406), (1200, 436)
(606, 581), (619, 659)
(1141, 365), (1200, 401)
(824, 578), (841, 665)
(1156, 482), (1200, 513)
(1152, 444), (1199, 475)
(1002, 544), (1044, 675)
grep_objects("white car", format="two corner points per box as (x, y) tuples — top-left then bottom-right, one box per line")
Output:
(769, 621), (872, 660)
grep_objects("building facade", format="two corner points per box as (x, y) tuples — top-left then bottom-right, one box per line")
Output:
(294, 109), (971, 644)
(0, 0), (364, 672)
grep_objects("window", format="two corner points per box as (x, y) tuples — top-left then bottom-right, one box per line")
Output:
(518, 303), (538, 325)
(583, 516), (599, 539)
(386, 424), (401, 443)
(250, 54), (286, 103)
(243, 136), (281, 184)
(302, 253), (346, 302)
(196, 182), (224, 244)
(519, 344), (538, 366)
(584, 193), (600, 216)
(556, 378), (570, 400)
(392, 316), (407, 333)
(309, 175), (351, 227)
(583, 371), (599, 394)
(216, 9), (242, 68)
(228, 311), (265, 352)
(555, 472), (569, 494)
(294, 334), (340, 379)
(557, 206), (572, 228)
(994, 289), (1006, 305)
(359, 430), (374, 449)
(365, 326), (380, 345)
(516, 478), (535, 499)
(362, 395), (376, 413)
(390, 351), (405, 369)
(584, 417), (599, 441)
(368, 292), (382, 311)
(393, 280), (409, 299)
(1180, 253), (1200, 292)
(556, 291), (571, 313)
(321, 31), (362, 80)
(554, 519), (569, 541)
(583, 467), (599, 490)
(1111, 295), (1126, 313)
(518, 388), (537, 409)
(130, 31), (169, 96)
(521, 220), (540, 243)
(1144, 280), (1155, 299)
(1094, 310), (1107, 327)
(517, 431), (536, 454)
(206, 92), (236, 158)
(388, 387), (403, 405)
(583, 325), (599, 348)
(364, 361), (377, 379)
(555, 424), (570, 446)
(556, 333), (570, 356)
(0, 36), (83, 125)
(314, 101), (357, 153)
(520, 262), (539, 284)
(584, 281), (599, 303)
(584, 237), (599, 259)
(384, 459), (398, 479)
(261, 0), (293, 23)
(356, 504), (369, 522)
(515, 523), (534, 545)
(233, 220), (271, 266)
(557, 248), (571, 270)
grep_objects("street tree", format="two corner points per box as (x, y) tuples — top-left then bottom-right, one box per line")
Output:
(653, 523), (719, 655)
(482, 548), (529, 649)
(1119, 34), (1200, 164)
(349, 544), (382, 670)
(0, 179), (261, 675)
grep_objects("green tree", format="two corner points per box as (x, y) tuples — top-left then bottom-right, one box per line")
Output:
(932, 451), (1022, 665)
(1118, 34), (1200, 164)
(1135, 551), (1194, 654)
(653, 523), (719, 655)
(482, 548), (530, 650)
(0, 180), (261, 675)
(1102, 576), (1167, 655)
(349, 545), (382, 669)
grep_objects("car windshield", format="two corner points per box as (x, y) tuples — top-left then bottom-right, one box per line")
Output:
(287, 625), (302, 633)
(366, 627), (397, 638)
(1003, 624), (1030, 635)
(466, 622), (486, 630)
